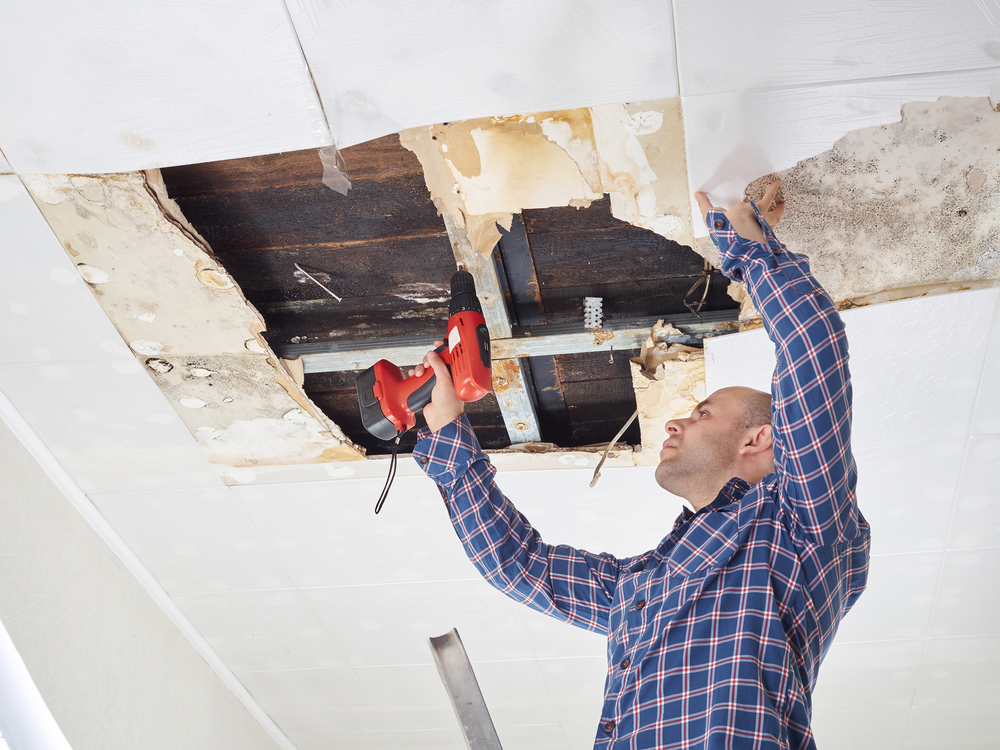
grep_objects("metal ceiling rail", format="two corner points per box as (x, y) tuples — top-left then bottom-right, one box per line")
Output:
(289, 311), (739, 373)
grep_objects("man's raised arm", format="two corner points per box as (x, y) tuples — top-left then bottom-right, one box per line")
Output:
(410, 348), (624, 634)
(696, 181), (860, 548)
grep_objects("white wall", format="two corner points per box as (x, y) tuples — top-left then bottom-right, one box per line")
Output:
(0, 417), (282, 750)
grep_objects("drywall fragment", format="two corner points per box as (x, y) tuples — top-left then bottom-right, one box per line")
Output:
(401, 109), (602, 256)
(629, 320), (707, 466)
(26, 171), (365, 464)
(630, 356), (706, 467)
(591, 99), (694, 249)
(465, 212), (513, 257)
(690, 96), (1000, 304)
(318, 144), (352, 195)
(279, 358), (305, 388)
(24, 173), (265, 356)
(144, 355), (358, 466)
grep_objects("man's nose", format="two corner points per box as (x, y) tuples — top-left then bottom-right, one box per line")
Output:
(664, 419), (682, 435)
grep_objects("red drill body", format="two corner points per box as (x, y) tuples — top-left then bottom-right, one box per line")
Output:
(357, 272), (492, 441)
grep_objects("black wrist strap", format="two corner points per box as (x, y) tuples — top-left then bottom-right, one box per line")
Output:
(374, 431), (404, 515)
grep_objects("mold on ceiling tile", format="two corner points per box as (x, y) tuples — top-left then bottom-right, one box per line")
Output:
(23, 172), (364, 466)
(694, 96), (1000, 311)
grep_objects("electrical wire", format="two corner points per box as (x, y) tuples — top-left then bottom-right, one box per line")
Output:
(374, 431), (403, 514)
(590, 409), (638, 488)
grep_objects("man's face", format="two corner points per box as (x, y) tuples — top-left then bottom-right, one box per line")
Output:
(654, 388), (746, 493)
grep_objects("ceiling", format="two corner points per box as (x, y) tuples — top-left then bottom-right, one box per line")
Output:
(1, 2), (1000, 749)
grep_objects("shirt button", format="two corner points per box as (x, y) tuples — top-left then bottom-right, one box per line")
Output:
(774, 247), (783, 255)
(419, 457), (428, 464)
(603, 720), (616, 733)
(714, 218), (726, 230)
(620, 658), (630, 669)
(634, 599), (645, 610)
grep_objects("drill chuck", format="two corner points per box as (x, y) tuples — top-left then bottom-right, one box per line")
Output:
(449, 270), (482, 316)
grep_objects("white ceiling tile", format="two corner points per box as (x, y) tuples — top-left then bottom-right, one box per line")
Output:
(0, 150), (11, 174)
(674, 1), (1000, 97)
(812, 639), (924, 713)
(0, 359), (221, 494)
(903, 702), (998, 749)
(929, 548), (1000, 637)
(516, 602), (607, 660)
(467, 659), (560, 728)
(170, 589), (345, 672)
(287, 733), (402, 750)
(948, 436), (1000, 549)
(0, 176), (133, 365)
(706, 290), (998, 450)
(233, 475), (482, 587)
(391, 728), (466, 750)
(971, 295), (1000, 436)
(352, 664), (458, 732)
(0, 0), (329, 174)
(682, 68), (1000, 236)
(535, 656), (607, 730)
(835, 552), (943, 643)
(810, 706), (910, 750)
(854, 442), (963, 555)
(286, 0), (679, 147)
(303, 579), (533, 667)
(913, 635), (1000, 708)
(494, 724), (570, 750)
(238, 668), (389, 736)
(90, 487), (291, 595)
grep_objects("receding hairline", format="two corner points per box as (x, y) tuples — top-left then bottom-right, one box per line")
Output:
(704, 387), (772, 431)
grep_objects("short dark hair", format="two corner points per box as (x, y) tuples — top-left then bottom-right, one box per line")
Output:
(738, 390), (772, 432)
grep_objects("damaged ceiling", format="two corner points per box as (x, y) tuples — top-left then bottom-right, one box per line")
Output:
(20, 95), (1000, 467)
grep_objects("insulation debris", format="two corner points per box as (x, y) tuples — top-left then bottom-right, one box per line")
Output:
(24, 172), (364, 465)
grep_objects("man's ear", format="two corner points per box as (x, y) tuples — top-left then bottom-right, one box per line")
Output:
(740, 424), (772, 455)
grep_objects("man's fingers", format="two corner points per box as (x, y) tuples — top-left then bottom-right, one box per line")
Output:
(694, 192), (715, 222)
(760, 179), (782, 211)
(768, 200), (786, 226)
(424, 350), (453, 382)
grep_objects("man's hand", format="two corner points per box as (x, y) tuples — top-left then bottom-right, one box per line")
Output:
(408, 342), (464, 433)
(695, 179), (785, 244)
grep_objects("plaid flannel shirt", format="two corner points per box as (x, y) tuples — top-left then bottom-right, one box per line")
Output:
(414, 203), (871, 749)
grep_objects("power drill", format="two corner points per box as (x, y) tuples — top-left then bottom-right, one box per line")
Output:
(356, 271), (492, 441)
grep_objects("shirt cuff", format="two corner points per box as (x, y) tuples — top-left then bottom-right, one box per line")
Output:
(706, 203), (790, 283)
(412, 414), (481, 486)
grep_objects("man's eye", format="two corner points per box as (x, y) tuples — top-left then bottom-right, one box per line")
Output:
(699, 411), (708, 417)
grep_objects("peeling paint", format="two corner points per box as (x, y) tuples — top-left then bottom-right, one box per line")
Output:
(77, 264), (109, 284)
(130, 340), (163, 355)
(401, 108), (603, 256)
(591, 99), (693, 248)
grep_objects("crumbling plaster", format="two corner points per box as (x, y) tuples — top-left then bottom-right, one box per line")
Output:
(23, 172), (363, 467)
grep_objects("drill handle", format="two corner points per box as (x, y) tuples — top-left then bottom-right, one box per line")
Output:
(404, 343), (449, 414)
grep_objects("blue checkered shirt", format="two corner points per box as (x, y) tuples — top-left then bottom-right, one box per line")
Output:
(414, 203), (871, 749)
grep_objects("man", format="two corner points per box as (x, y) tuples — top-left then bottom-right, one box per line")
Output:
(410, 180), (871, 749)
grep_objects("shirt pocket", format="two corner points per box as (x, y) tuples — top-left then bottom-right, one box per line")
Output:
(666, 512), (739, 578)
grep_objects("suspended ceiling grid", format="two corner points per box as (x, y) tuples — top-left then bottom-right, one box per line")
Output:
(1, 2), (1000, 750)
